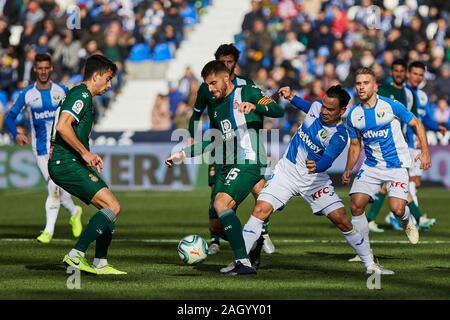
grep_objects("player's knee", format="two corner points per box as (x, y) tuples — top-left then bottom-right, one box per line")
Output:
(390, 206), (404, 217)
(252, 203), (271, 220)
(213, 195), (232, 213)
(351, 202), (365, 215)
(47, 180), (60, 200)
(110, 201), (121, 216)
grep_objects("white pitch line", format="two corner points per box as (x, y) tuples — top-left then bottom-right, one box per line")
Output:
(1, 238), (450, 244)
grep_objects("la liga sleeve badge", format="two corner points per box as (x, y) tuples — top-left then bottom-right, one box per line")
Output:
(72, 100), (84, 114)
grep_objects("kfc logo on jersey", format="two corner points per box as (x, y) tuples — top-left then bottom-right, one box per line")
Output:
(72, 100), (84, 114)
(311, 187), (330, 200)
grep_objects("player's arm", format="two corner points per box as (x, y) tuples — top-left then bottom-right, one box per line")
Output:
(4, 91), (29, 145)
(419, 105), (446, 135)
(391, 99), (431, 169)
(306, 131), (348, 174)
(188, 85), (208, 142)
(407, 116), (431, 170)
(242, 85), (284, 118)
(342, 137), (361, 184)
(165, 140), (212, 167)
(55, 111), (103, 172)
(278, 86), (313, 113)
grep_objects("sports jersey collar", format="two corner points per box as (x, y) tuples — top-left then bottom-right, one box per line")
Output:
(361, 95), (379, 109)
(34, 81), (53, 91)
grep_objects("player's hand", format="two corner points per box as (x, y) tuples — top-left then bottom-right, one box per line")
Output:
(15, 133), (29, 145)
(165, 151), (185, 168)
(306, 160), (316, 174)
(238, 102), (256, 114)
(438, 124), (447, 136)
(82, 151), (104, 172)
(342, 170), (352, 185)
(415, 151), (431, 170)
(278, 87), (294, 101)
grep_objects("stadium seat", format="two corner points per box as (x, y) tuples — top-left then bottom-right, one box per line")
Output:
(128, 43), (152, 62)
(151, 43), (174, 62)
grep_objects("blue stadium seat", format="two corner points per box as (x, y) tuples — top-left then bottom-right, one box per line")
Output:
(128, 43), (152, 62)
(151, 43), (174, 61)
(182, 4), (199, 27)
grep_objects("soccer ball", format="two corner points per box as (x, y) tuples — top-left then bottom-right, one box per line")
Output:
(177, 234), (208, 265)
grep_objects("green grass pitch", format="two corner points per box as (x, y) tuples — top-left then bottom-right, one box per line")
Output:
(0, 187), (449, 299)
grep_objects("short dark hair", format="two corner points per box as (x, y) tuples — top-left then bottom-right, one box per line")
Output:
(326, 85), (351, 108)
(214, 44), (240, 62)
(408, 61), (426, 72)
(391, 58), (407, 70)
(83, 54), (117, 80)
(34, 53), (52, 66)
(201, 60), (230, 79)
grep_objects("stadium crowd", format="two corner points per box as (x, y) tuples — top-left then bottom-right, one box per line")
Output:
(156, 0), (449, 145)
(0, 0), (449, 145)
(0, 0), (209, 131)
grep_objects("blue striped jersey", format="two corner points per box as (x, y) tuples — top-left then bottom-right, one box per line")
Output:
(346, 95), (414, 168)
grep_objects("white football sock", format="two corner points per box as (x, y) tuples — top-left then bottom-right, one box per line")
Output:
(44, 180), (60, 235)
(396, 205), (411, 227)
(343, 229), (373, 269)
(242, 215), (264, 253)
(409, 181), (419, 206)
(60, 189), (77, 216)
(93, 258), (108, 268)
(69, 248), (85, 257)
(351, 214), (370, 244)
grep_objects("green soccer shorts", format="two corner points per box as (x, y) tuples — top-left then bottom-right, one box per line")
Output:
(208, 164), (264, 218)
(48, 160), (108, 205)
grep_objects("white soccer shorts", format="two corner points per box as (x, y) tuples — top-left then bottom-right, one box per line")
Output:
(258, 159), (344, 216)
(408, 148), (423, 177)
(350, 164), (409, 201)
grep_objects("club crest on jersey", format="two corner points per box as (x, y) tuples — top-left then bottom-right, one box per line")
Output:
(376, 111), (385, 118)
(82, 92), (89, 99)
(72, 100), (84, 114)
(319, 129), (328, 140)
(233, 101), (239, 110)
(88, 173), (99, 182)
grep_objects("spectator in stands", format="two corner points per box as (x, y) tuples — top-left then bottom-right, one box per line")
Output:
(16, 45), (36, 89)
(151, 93), (172, 131)
(277, 0), (298, 20)
(0, 52), (17, 100)
(0, 17), (11, 50)
(433, 62), (450, 100)
(178, 66), (197, 100)
(244, 18), (272, 76)
(52, 30), (81, 75)
(242, 0), (266, 34)
(173, 100), (192, 129)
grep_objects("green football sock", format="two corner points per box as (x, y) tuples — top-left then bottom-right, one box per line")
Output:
(95, 223), (114, 259)
(367, 193), (386, 222)
(262, 218), (270, 235)
(408, 201), (422, 222)
(75, 209), (116, 252)
(218, 209), (247, 260)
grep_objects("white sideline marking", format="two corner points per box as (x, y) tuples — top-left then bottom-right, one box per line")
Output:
(1, 238), (450, 244)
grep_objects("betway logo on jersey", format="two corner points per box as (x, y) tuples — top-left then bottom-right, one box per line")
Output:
(362, 129), (389, 139)
(297, 128), (322, 153)
(34, 110), (55, 120)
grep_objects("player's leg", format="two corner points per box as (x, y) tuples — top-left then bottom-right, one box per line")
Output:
(60, 187), (83, 238)
(367, 183), (387, 233)
(327, 207), (393, 274)
(214, 165), (262, 275)
(409, 174), (436, 230)
(386, 169), (419, 244)
(36, 155), (60, 243)
(251, 179), (275, 254)
(207, 164), (221, 254)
